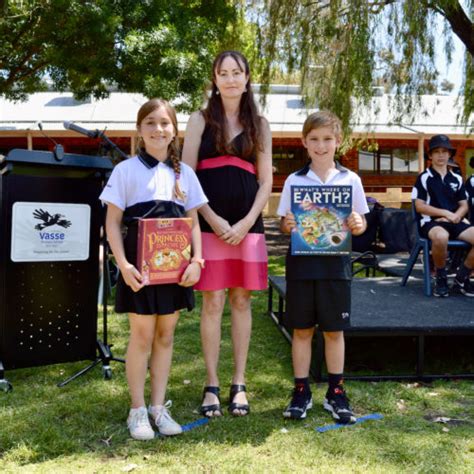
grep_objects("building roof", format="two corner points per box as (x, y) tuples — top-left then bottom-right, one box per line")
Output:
(0, 87), (472, 139)
(351, 95), (472, 137)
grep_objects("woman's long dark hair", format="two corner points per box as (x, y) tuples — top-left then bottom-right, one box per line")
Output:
(202, 50), (262, 160)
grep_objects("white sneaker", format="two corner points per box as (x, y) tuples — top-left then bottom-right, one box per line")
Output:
(148, 400), (183, 436)
(127, 406), (155, 440)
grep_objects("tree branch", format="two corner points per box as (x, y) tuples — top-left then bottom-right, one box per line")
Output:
(432, 1), (474, 56)
(367, 0), (399, 14)
(3, 47), (42, 88)
(8, 15), (41, 51)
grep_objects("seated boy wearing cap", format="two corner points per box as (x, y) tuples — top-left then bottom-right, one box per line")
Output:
(412, 134), (474, 297)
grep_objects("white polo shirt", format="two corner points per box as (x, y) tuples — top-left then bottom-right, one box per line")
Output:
(100, 154), (208, 212)
(277, 162), (369, 281)
(277, 162), (369, 217)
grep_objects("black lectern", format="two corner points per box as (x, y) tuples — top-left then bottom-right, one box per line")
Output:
(0, 149), (113, 391)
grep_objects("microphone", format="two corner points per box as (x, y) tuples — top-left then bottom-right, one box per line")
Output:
(63, 121), (99, 139)
(37, 122), (64, 161)
(64, 120), (129, 162)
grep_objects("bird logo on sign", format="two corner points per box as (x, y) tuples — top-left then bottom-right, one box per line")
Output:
(33, 208), (72, 230)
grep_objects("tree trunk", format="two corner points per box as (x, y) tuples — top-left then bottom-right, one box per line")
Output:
(440, 1), (474, 57)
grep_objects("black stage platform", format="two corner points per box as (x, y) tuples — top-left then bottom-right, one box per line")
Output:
(377, 252), (419, 277)
(268, 275), (474, 382)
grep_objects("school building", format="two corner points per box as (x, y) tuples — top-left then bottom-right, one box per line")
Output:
(1, 86), (473, 211)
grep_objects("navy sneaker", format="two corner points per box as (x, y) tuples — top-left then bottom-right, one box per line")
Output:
(433, 276), (449, 297)
(452, 278), (474, 297)
(283, 387), (313, 420)
(323, 387), (356, 424)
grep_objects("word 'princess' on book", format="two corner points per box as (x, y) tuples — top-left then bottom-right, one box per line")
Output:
(146, 232), (189, 252)
(293, 187), (351, 206)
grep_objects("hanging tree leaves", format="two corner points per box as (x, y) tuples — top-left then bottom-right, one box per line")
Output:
(256, 0), (474, 129)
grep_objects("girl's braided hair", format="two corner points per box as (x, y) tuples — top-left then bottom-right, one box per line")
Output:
(136, 98), (185, 201)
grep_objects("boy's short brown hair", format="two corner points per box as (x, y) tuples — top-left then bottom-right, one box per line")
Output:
(302, 110), (342, 139)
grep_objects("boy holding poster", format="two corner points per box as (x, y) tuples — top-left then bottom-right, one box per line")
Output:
(277, 111), (368, 423)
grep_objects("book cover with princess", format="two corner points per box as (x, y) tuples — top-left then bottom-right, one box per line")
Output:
(137, 218), (192, 285)
(290, 185), (352, 256)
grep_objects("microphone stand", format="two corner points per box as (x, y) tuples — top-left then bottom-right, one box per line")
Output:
(58, 128), (126, 387)
(58, 225), (125, 386)
(96, 130), (129, 163)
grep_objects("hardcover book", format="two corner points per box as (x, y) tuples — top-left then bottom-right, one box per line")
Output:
(291, 185), (352, 256)
(137, 217), (192, 285)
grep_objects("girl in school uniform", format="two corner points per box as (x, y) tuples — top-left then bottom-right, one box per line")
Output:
(100, 99), (207, 440)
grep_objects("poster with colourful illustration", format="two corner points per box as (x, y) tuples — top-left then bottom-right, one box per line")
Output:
(291, 185), (352, 255)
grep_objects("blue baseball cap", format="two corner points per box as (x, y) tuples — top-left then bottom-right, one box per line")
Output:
(427, 135), (456, 157)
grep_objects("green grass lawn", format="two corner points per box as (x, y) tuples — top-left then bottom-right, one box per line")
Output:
(1, 257), (473, 473)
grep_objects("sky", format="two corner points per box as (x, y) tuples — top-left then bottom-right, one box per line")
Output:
(434, 15), (466, 94)
(249, 1), (469, 95)
(371, 1), (469, 95)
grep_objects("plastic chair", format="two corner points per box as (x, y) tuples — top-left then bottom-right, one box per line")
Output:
(401, 200), (470, 296)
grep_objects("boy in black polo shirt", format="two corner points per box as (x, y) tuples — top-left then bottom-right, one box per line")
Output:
(412, 134), (474, 297)
(277, 111), (368, 423)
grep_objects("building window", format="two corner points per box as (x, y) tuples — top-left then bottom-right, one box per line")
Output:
(272, 146), (307, 174)
(359, 150), (375, 173)
(359, 148), (418, 174)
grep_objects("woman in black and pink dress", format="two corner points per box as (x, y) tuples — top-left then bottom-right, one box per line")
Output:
(183, 51), (272, 417)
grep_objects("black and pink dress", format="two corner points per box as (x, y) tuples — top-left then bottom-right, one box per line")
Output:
(194, 125), (268, 291)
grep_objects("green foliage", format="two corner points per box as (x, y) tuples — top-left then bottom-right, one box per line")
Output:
(0, 0), (236, 110)
(256, 0), (474, 131)
(114, 1), (236, 110)
(219, 2), (264, 80)
(0, 0), (122, 101)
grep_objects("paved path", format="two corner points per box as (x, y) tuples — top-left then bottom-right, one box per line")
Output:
(264, 217), (289, 256)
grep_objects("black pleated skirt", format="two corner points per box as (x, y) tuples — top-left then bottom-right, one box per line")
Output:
(115, 276), (194, 316)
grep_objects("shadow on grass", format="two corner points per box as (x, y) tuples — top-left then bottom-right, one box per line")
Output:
(0, 293), (292, 464)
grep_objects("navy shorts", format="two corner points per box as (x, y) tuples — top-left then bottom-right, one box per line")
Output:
(420, 221), (473, 240)
(284, 279), (351, 331)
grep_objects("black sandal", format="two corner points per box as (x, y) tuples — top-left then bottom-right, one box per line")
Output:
(228, 384), (250, 416)
(200, 386), (223, 418)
